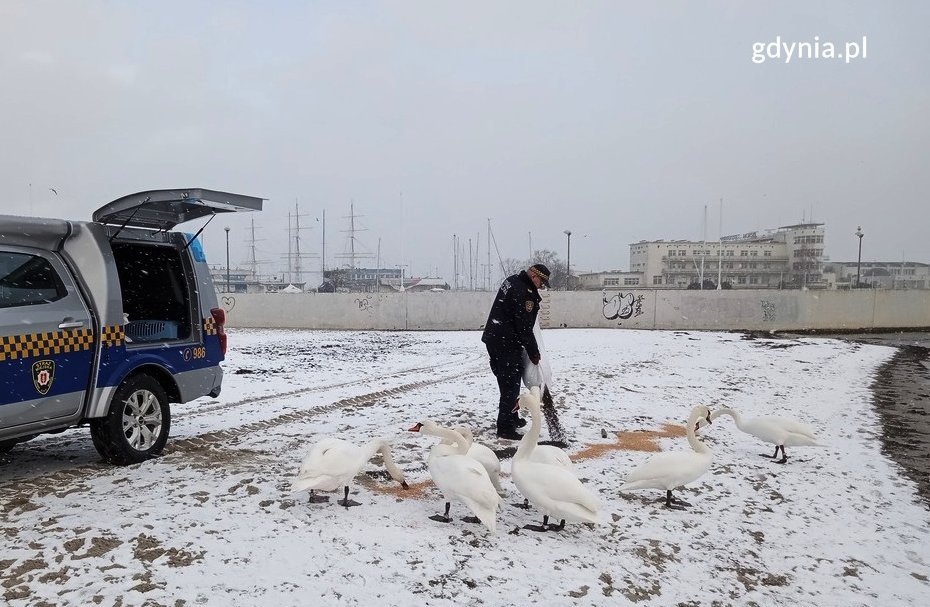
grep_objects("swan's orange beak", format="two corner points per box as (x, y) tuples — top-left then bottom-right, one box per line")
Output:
(408, 422), (423, 432)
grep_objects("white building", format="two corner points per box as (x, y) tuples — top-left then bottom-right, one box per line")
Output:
(824, 261), (930, 289)
(626, 223), (827, 290)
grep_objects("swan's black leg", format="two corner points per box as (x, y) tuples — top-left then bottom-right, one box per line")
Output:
(775, 445), (788, 464)
(338, 485), (361, 508)
(430, 501), (452, 523)
(524, 514), (550, 532)
(760, 446), (779, 459)
(308, 489), (329, 504)
(512, 498), (531, 510)
(546, 519), (566, 532)
(664, 489), (687, 510)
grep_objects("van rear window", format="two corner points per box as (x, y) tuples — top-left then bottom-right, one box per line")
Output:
(0, 252), (67, 308)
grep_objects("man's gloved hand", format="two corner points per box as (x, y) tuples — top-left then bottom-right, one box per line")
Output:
(529, 353), (541, 365)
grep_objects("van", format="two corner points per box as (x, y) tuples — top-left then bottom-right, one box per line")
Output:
(0, 188), (263, 464)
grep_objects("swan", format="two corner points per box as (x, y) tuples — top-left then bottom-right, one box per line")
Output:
(511, 388), (601, 531)
(619, 405), (713, 510)
(409, 421), (500, 532)
(704, 406), (821, 464)
(291, 437), (408, 507)
(442, 425), (506, 497)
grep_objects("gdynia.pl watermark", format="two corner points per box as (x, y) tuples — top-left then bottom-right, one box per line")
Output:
(752, 36), (867, 64)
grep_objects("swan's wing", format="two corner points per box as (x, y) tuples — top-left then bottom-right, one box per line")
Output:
(530, 445), (572, 468)
(769, 417), (817, 439)
(300, 439), (362, 479)
(622, 452), (702, 483)
(532, 465), (600, 511)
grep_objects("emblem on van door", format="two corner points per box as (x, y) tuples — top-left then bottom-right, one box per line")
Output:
(32, 360), (56, 395)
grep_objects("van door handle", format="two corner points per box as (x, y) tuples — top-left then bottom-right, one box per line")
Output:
(58, 319), (85, 329)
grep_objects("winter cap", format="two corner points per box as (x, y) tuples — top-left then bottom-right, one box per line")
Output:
(528, 264), (551, 287)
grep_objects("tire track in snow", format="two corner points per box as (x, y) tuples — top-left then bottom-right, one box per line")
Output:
(0, 363), (484, 500)
(181, 351), (482, 420)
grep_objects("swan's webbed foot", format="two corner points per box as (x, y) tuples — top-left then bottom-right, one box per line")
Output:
(430, 502), (452, 523)
(664, 490), (689, 510)
(338, 486), (360, 507)
(462, 516), (482, 524)
(523, 515), (551, 532)
(512, 499), (531, 510)
(760, 446), (779, 459)
(546, 519), (566, 532)
(307, 490), (330, 504)
(774, 456), (788, 464)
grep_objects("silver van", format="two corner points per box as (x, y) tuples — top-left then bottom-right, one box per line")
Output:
(0, 188), (262, 464)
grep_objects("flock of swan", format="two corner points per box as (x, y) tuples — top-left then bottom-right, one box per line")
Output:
(291, 387), (821, 533)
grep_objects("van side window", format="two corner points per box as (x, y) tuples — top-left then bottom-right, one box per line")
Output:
(0, 252), (67, 308)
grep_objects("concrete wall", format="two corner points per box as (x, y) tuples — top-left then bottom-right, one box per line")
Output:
(218, 289), (930, 332)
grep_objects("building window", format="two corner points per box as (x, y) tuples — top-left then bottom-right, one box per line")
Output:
(679, 250), (686, 256)
(740, 250), (748, 256)
(750, 251), (758, 256)
(624, 277), (639, 286)
(726, 250), (735, 256)
(669, 250), (676, 256)
(604, 278), (620, 286)
(764, 250), (772, 256)
(749, 276), (759, 284)
(653, 275), (663, 285)
(738, 276), (746, 284)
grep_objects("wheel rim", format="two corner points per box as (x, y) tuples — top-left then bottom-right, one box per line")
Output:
(121, 388), (162, 451)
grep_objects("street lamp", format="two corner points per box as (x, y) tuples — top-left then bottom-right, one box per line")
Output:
(855, 226), (864, 288)
(224, 227), (231, 293)
(563, 230), (572, 291)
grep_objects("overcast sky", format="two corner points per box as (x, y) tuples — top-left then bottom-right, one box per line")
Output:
(1, 1), (927, 284)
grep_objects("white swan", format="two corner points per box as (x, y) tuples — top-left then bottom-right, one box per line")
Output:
(291, 437), (408, 507)
(705, 406), (821, 464)
(443, 425), (506, 497)
(511, 388), (601, 531)
(619, 405), (713, 510)
(409, 421), (500, 532)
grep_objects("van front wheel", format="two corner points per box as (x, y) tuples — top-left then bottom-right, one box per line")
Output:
(91, 374), (170, 465)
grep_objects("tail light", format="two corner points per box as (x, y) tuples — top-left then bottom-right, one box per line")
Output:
(211, 307), (228, 356)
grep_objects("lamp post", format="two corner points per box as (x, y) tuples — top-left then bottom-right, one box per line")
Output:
(563, 230), (572, 291)
(855, 226), (864, 288)
(224, 227), (231, 293)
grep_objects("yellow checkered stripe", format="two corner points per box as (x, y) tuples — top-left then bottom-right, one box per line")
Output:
(101, 325), (125, 347)
(0, 328), (95, 362)
(204, 317), (217, 336)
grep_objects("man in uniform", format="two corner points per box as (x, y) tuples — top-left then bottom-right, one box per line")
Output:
(481, 263), (550, 439)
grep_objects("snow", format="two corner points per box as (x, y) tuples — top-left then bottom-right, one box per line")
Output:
(2, 329), (929, 606)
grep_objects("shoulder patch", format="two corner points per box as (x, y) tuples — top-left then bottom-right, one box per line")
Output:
(525, 300), (535, 312)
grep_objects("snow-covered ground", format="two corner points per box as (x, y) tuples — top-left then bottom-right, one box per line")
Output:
(1, 329), (928, 606)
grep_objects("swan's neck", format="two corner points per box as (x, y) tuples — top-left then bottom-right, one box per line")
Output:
(514, 400), (542, 461)
(370, 441), (405, 483)
(716, 407), (742, 428)
(427, 426), (469, 455)
(687, 419), (711, 455)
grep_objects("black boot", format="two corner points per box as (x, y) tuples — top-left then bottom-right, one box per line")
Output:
(496, 424), (522, 440)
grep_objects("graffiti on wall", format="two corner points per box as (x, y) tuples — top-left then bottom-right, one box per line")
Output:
(603, 291), (645, 324)
(355, 296), (373, 313)
(221, 296), (236, 313)
(761, 300), (776, 322)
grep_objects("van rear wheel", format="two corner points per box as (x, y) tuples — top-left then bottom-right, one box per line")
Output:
(91, 374), (170, 465)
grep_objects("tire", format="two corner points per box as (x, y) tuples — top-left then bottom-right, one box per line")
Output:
(90, 374), (170, 465)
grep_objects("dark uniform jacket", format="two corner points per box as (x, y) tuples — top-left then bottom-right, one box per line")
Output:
(481, 271), (542, 359)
